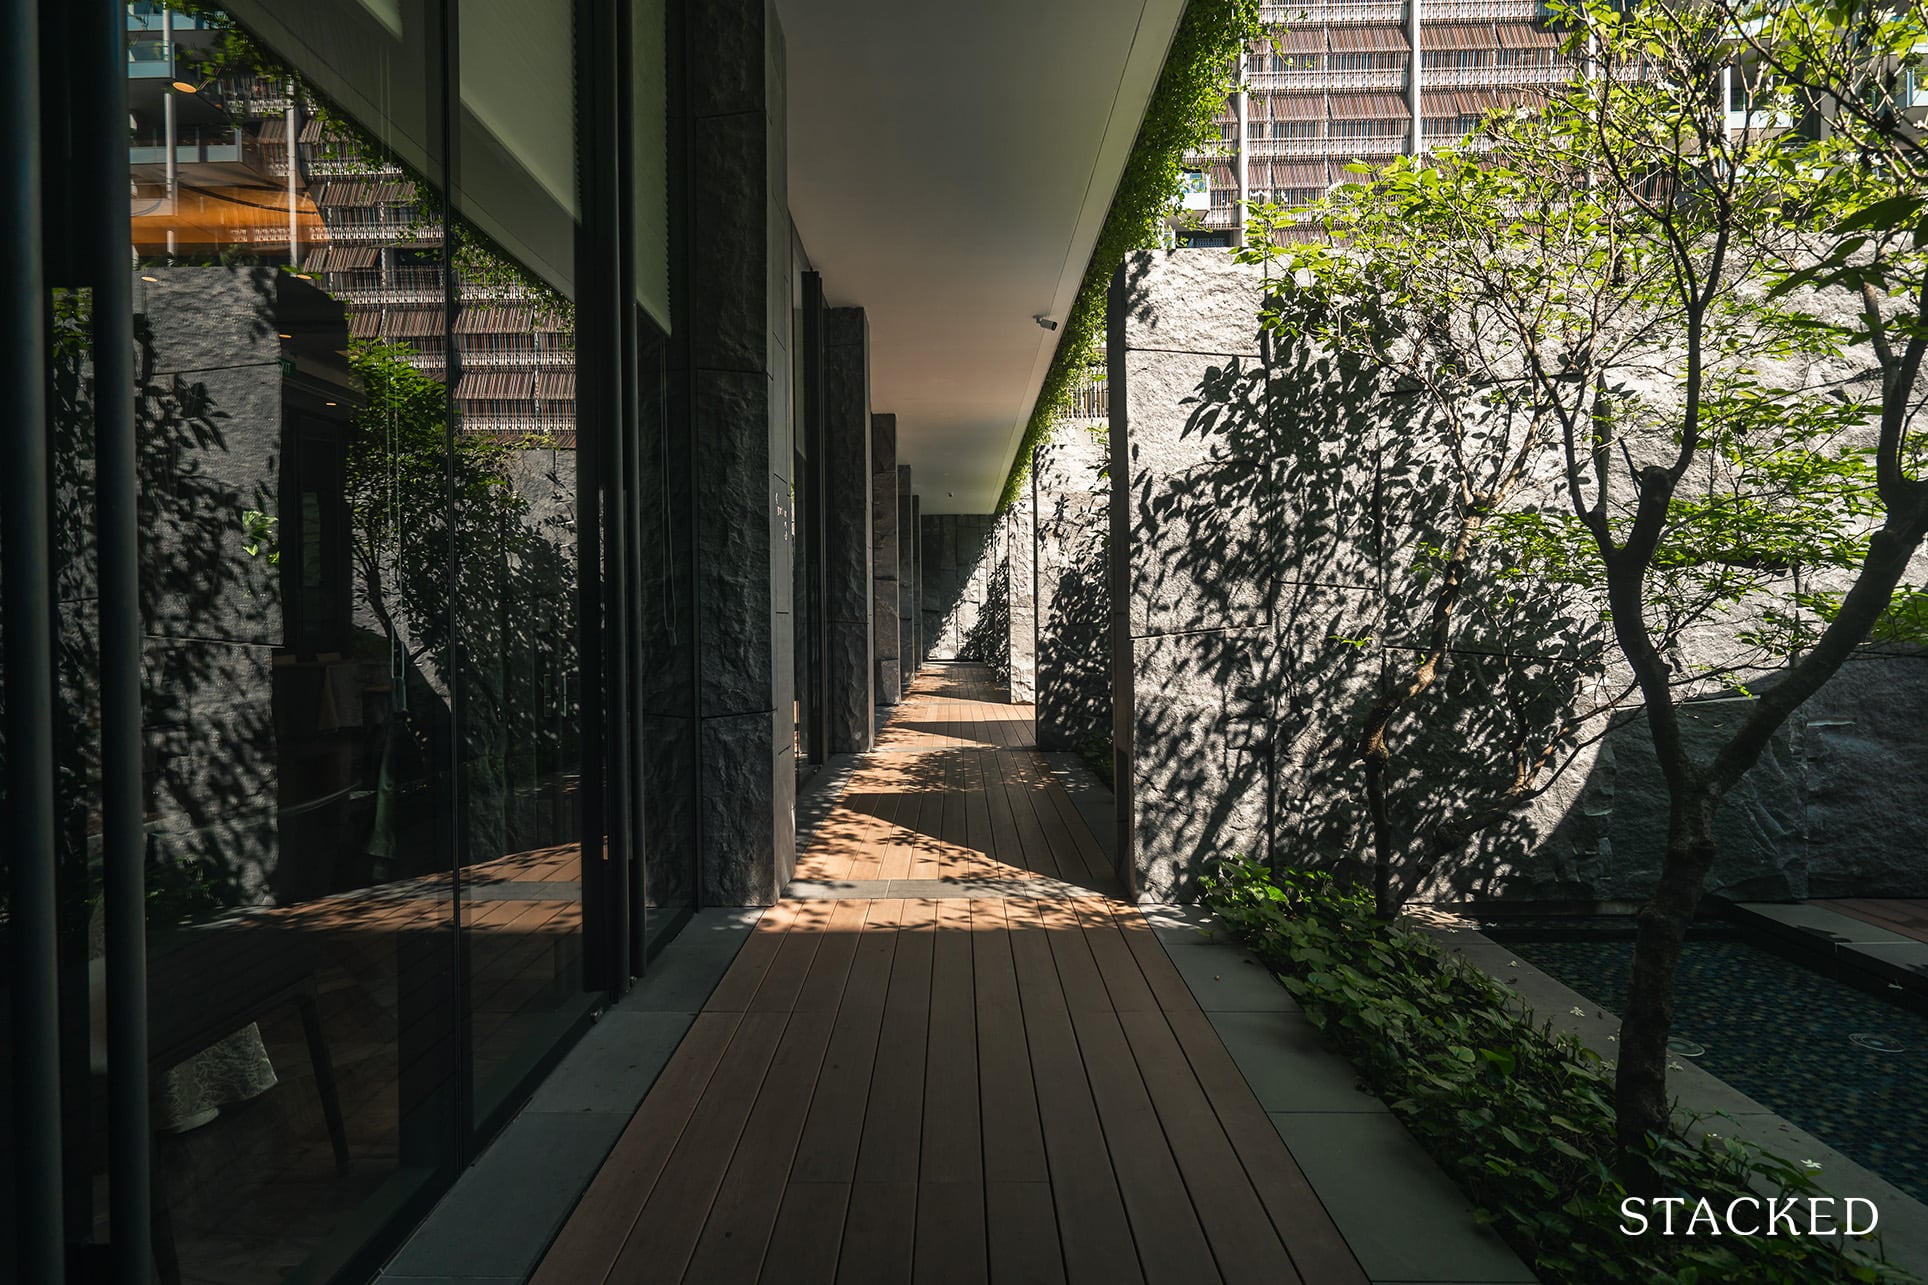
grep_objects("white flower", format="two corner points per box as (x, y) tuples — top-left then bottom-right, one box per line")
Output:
(1508, 960), (1521, 968)
(1802, 1160), (1822, 1170)
(1570, 1006), (1587, 1018)
(1607, 1035), (1617, 1042)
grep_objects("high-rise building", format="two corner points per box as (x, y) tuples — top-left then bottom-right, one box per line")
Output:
(1180, 0), (1574, 243)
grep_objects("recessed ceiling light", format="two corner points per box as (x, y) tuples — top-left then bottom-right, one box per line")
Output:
(325, 401), (337, 407)
(140, 274), (158, 283)
(171, 79), (198, 94)
(278, 332), (293, 339)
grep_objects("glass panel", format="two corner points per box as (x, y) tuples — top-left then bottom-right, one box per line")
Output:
(106, 3), (459, 1274)
(452, 0), (588, 1119)
(632, 0), (671, 333)
(456, 0), (576, 297)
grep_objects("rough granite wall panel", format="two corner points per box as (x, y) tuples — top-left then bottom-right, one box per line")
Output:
(675, 0), (793, 903)
(910, 494), (923, 666)
(1006, 502), (1036, 703)
(1111, 248), (1928, 904)
(1033, 429), (1111, 755)
(872, 414), (900, 706)
(897, 467), (915, 694)
(824, 307), (874, 750)
(920, 514), (997, 661)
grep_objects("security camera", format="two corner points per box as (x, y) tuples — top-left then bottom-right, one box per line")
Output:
(1034, 315), (1058, 331)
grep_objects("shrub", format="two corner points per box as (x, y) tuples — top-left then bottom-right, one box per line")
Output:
(1199, 856), (1912, 1283)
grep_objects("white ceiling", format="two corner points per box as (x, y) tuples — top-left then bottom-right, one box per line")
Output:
(775, 0), (1186, 514)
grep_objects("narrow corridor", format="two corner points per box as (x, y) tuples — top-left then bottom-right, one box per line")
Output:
(530, 664), (1366, 1285)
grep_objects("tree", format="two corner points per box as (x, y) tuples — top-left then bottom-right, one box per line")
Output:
(1242, 172), (1645, 920)
(1255, 0), (1928, 1176)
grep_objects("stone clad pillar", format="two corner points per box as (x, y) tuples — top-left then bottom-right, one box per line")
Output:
(824, 307), (874, 751)
(897, 465), (914, 696)
(650, 0), (795, 905)
(1033, 429), (1110, 753)
(1006, 500), (1036, 704)
(872, 415), (900, 706)
(910, 493), (923, 668)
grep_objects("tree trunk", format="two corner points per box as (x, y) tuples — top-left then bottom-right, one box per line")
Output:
(1613, 789), (1720, 1184)
(1364, 746), (1396, 918)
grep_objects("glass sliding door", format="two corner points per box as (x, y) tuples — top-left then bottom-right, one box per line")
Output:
(451, 0), (592, 1132)
(0, 0), (635, 1276)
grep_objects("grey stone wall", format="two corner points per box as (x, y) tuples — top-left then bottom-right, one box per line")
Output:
(1110, 248), (1928, 904)
(910, 494), (923, 666)
(872, 415), (900, 706)
(1033, 428), (1111, 755)
(659, 0), (795, 904)
(919, 513), (997, 661)
(824, 307), (874, 751)
(1006, 502), (1036, 704)
(897, 466), (915, 694)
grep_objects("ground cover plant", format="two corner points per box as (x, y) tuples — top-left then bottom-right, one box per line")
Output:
(1202, 857), (1913, 1283)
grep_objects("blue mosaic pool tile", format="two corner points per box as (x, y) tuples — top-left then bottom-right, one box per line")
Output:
(1512, 938), (1928, 1202)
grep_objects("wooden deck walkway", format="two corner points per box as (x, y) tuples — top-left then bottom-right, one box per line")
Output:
(531, 663), (1365, 1285)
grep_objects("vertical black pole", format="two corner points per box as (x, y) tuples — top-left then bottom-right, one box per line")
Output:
(578, 0), (629, 991)
(614, 0), (644, 977)
(79, 0), (151, 1277)
(433, 0), (475, 1155)
(3, 0), (63, 1278)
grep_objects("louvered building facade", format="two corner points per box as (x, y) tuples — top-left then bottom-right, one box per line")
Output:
(1182, 0), (1573, 242)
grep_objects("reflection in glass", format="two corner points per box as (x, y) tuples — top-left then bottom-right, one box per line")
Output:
(31, 2), (588, 1276)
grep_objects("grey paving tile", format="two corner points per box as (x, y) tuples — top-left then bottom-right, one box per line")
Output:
(626, 923), (757, 1013)
(1207, 1008), (1385, 1113)
(1841, 940), (1928, 982)
(384, 1113), (622, 1280)
(521, 1010), (694, 1116)
(1734, 902), (1914, 946)
(1160, 940), (1294, 1011)
(1137, 902), (1236, 945)
(1268, 1112), (1536, 1283)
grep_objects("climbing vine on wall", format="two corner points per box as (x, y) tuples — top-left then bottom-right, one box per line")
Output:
(994, 0), (1262, 513)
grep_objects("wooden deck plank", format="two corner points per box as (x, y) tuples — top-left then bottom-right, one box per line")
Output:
(986, 1182), (1066, 1285)
(922, 899), (982, 1185)
(759, 1183), (849, 1285)
(1161, 1006), (1369, 1285)
(1068, 1004), (1222, 1284)
(528, 1010), (744, 1285)
(1115, 1008), (1301, 1285)
(792, 898), (872, 1013)
(1008, 899), (1145, 1285)
(853, 901), (935, 1185)
(602, 1010), (789, 1282)
(913, 1182), (989, 1285)
(682, 1010), (839, 1283)
(1072, 899), (1161, 1014)
(835, 1182), (918, 1285)
(1101, 902), (1202, 1013)
(792, 902), (898, 1184)
(972, 900), (1048, 1184)
(538, 663), (1367, 1285)
(1038, 898), (1116, 1014)
(991, 750), (1057, 881)
(704, 905), (803, 1012)
(750, 899), (836, 1012)
(983, 749), (1028, 877)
